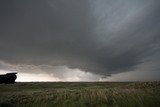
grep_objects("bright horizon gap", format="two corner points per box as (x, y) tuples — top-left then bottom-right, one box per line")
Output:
(0, 69), (159, 82)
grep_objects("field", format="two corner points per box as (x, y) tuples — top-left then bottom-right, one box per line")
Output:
(0, 82), (160, 107)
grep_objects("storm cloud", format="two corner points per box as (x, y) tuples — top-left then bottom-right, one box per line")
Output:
(0, 0), (160, 81)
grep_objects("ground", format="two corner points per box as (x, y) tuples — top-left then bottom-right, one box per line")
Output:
(0, 82), (160, 107)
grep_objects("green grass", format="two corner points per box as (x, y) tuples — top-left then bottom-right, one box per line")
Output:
(0, 82), (160, 107)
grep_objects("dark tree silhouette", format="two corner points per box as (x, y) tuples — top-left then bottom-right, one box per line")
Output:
(0, 73), (17, 84)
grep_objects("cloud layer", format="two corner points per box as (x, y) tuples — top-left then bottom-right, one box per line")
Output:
(0, 0), (160, 81)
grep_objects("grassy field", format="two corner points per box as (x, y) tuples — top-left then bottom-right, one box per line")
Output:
(0, 82), (160, 107)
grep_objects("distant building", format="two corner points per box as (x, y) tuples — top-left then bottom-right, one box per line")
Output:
(0, 73), (17, 84)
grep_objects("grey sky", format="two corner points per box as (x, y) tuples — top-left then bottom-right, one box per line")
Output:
(0, 0), (160, 81)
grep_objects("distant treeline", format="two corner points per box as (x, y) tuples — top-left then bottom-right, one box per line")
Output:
(0, 73), (17, 84)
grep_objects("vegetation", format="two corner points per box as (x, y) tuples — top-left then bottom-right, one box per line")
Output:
(0, 82), (160, 107)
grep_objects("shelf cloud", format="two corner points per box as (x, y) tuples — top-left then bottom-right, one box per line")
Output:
(0, 0), (160, 81)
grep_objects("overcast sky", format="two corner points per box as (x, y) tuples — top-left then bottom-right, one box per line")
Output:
(0, 0), (160, 81)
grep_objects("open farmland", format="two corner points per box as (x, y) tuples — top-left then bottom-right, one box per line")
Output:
(0, 82), (160, 107)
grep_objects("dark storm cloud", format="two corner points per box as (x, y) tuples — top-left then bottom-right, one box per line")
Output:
(0, 0), (160, 77)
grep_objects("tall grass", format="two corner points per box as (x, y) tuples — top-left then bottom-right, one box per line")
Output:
(0, 82), (160, 107)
